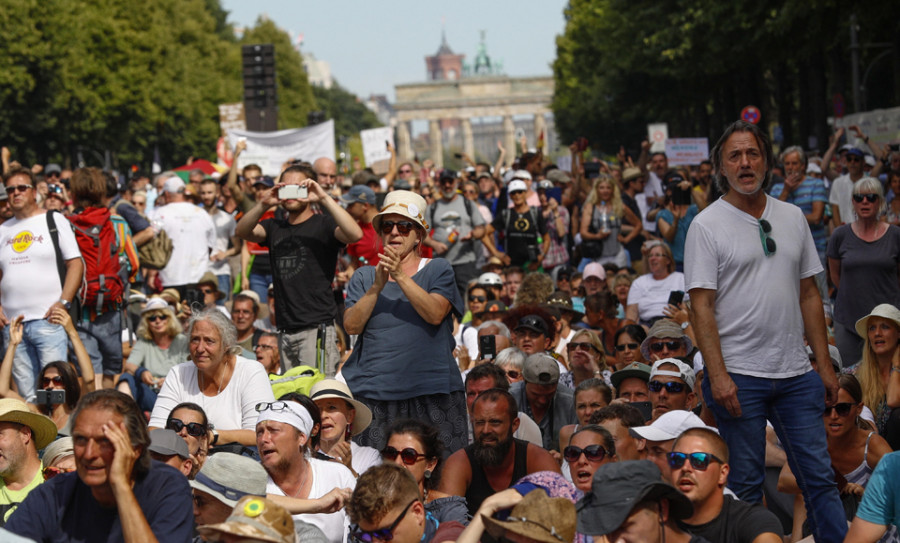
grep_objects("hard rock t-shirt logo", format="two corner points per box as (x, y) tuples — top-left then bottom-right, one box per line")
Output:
(8, 231), (43, 253)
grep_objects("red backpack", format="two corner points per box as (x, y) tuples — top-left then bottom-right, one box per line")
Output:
(68, 207), (124, 317)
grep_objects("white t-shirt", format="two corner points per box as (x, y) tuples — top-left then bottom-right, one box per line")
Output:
(0, 212), (81, 321)
(150, 202), (216, 286)
(267, 458), (356, 543)
(208, 208), (236, 277)
(685, 195), (822, 377)
(318, 442), (382, 477)
(627, 272), (686, 322)
(148, 356), (275, 431)
(828, 173), (858, 224)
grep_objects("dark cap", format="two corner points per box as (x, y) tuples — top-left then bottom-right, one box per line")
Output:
(252, 175), (275, 188)
(340, 185), (376, 206)
(515, 314), (550, 337)
(576, 460), (693, 536)
(439, 169), (458, 182)
(610, 362), (652, 389)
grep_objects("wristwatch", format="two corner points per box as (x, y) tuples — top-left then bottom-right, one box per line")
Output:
(58, 299), (71, 310)
(681, 321), (690, 330)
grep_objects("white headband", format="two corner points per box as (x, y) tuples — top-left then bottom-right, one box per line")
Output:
(255, 403), (313, 436)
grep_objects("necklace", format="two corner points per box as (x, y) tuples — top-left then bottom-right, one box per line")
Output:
(279, 460), (311, 498)
(200, 359), (229, 395)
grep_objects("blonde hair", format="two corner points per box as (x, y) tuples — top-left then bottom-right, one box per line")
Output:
(137, 304), (181, 341)
(586, 175), (624, 219)
(571, 329), (607, 372)
(858, 318), (900, 417)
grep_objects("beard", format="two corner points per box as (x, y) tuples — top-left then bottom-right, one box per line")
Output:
(472, 430), (513, 467)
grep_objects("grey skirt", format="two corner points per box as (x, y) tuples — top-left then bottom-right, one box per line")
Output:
(353, 390), (468, 454)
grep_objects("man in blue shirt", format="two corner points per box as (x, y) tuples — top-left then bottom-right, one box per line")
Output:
(845, 451), (900, 542)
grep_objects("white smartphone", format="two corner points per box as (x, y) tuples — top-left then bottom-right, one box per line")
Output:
(279, 185), (307, 200)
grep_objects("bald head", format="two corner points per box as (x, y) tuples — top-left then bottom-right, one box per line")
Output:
(313, 157), (338, 190)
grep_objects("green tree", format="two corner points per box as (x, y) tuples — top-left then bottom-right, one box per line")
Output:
(311, 81), (382, 142)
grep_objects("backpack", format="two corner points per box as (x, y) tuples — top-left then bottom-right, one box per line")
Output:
(428, 196), (476, 231)
(498, 206), (540, 242)
(269, 365), (325, 398)
(138, 228), (173, 270)
(67, 207), (125, 316)
(109, 213), (140, 285)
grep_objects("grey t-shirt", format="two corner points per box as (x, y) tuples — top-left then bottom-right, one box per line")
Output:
(427, 196), (486, 265)
(130, 334), (190, 378)
(826, 224), (900, 327)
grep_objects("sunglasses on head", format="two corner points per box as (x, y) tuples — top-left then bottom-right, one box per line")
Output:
(381, 446), (426, 465)
(615, 342), (639, 352)
(380, 220), (416, 236)
(648, 340), (682, 353)
(823, 402), (857, 417)
(42, 375), (63, 387)
(648, 380), (686, 394)
(350, 499), (417, 543)
(567, 342), (598, 353)
(469, 295), (487, 303)
(667, 451), (723, 470)
(563, 444), (610, 463)
(42, 466), (74, 480)
(166, 418), (208, 437)
(147, 314), (168, 323)
(852, 193), (878, 203)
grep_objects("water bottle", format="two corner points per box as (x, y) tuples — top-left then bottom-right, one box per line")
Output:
(599, 204), (611, 233)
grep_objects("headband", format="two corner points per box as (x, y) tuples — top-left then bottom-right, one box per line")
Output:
(255, 403), (313, 436)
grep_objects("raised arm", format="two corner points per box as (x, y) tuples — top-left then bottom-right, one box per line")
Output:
(53, 307), (95, 393)
(0, 316), (25, 401)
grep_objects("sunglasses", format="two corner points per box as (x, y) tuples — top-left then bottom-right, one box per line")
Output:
(506, 370), (521, 380)
(509, 190), (526, 196)
(42, 466), (74, 480)
(567, 342), (598, 353)
(5, 184), (32, 193)
(380, 220), (416, 236)
(350, 499), (417, 543)
(399, 169), (413, 174)
(846, 156), (862, 163)
(648, 380), (686, 394)
(200, 288), (216, 295)
(648, 341), (682, 353)
(563, 444), (610, 463)
(823, 402), (857, 417)
(254, 344), (275, 351)
(667, 451), (724, 470)
(166, 418), (207, 437)
(852, 193), (878, 204)
(469, 295), (487, 303)
(42, 375), (63, 387)
(382, 446), (426, 465)
(147, 314), (168, 323)
(758, 219), (776, 257)
(615, 342), (639, 352)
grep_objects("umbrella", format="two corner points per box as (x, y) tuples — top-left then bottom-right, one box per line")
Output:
(172, 159), (227, 182)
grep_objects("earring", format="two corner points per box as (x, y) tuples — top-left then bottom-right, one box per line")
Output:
(424, 469), (432, 480)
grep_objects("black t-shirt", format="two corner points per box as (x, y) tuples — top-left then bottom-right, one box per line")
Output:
(261, 213), (344, 330)
(678, 495), (783, 543)
(491, 207), (547, 266)
(620, 192), (645, 259)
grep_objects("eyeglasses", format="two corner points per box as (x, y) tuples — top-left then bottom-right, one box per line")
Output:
(42, 375), (63, 387)
(648, 341), (682, 353)
(648, 380), (686, 394)
(255, 401), (305, 420)
(166, 418), (208, 437)
(380, 220), (416, 236)
(506, 370), (521, 380)
(5, 184), (32, 193)
(567, 342), (598, 353)
(615, 343), (639, 352)
(350, 499), (417, 542)
(381, 446), (427, 465)
(667, 451), (724, 471)
(823, 402), (857, 417)
(563, 444), (610, 463)
(852, 193), (878, 204)
(42, 466), (74, 480)
(254, 344), (275, 351)
(147, 314), (168, 323)
(758, 219), (776, 257)
(469, 295), (487, 303)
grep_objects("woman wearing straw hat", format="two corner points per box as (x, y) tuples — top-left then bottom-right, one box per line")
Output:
(310, 379), (380, 477)
(343, 190), (467, 453)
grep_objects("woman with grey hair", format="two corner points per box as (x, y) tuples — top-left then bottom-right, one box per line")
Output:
(148, 308), (275, 446)
(494, 347), (526, 384)
(827, 177), (900, 367)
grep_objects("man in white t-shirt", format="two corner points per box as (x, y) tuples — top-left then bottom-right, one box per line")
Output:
(150, 177), (216, 292)
(199, 179), (240, 302)
(257, 397), (355, 543)
(828, 146), (867, 226)
(0, 167), (83, 401)
(685, 120), (845, 542)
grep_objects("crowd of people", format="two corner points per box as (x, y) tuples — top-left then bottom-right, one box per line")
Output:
(0, 119), (898, 542)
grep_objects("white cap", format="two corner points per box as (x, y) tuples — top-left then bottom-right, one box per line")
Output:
(806, 163), (822, 174)
(650, 358), (696, 391)
(629, 410), (716, 442)
(865, 155), (876, 167)
(513, 170), (532, 181)
(478, 272), (503, 286)
(508, 180), (528, 193)
(163, 177), (185, 194)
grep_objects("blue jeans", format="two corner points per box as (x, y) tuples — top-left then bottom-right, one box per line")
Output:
(3, 320), (68, 402)
(117, 372), (158, 412)
(76, 310), (123, 376)
(216, 274), (232, 306)
(249, 273), (272, 304)
(703, 370), (847, 543)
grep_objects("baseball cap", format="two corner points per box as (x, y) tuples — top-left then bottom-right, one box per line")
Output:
(253, 176), (275, 188)
(478, 300), (508, 316)
(523, 353), (560, 385)
(628, 409), (714, 442)
(806, 163), (822, 174)
(478, 272), (503, 286)
(512, 170), (532, 181)
(340, 185), (376, 206)
(190, 452), (268, 508)
(515, 314), (550, 336)
(508, 180), (528, 193)
(846, 147), (865, 158)
(162, 177), (185, 194)
(45, 163), (62, 175)
(537, 180), (554, 191)
(149, 429), (190, 460)
(546, 169), (571, 184)
(582, 262), (606, 281)
(649, 358), (696, 391)
(610, 362), (652, 390)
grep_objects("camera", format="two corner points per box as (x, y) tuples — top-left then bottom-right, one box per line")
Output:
(185, 287), (205, 308)
(36, 389), (66, 406)
(279, 185), (307, 200)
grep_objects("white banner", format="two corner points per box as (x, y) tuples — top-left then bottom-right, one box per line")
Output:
(648, 123), (669, 153)
(666, 138), (709, 166)
(226, 120), (335, 177)
(360, 127), (393, 166)
(835, 106), (900, 147)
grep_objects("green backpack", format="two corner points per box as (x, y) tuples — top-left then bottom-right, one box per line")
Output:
(269, 365), (325, 399)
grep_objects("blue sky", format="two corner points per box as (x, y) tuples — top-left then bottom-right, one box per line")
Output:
(221, 0), (568, 101)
